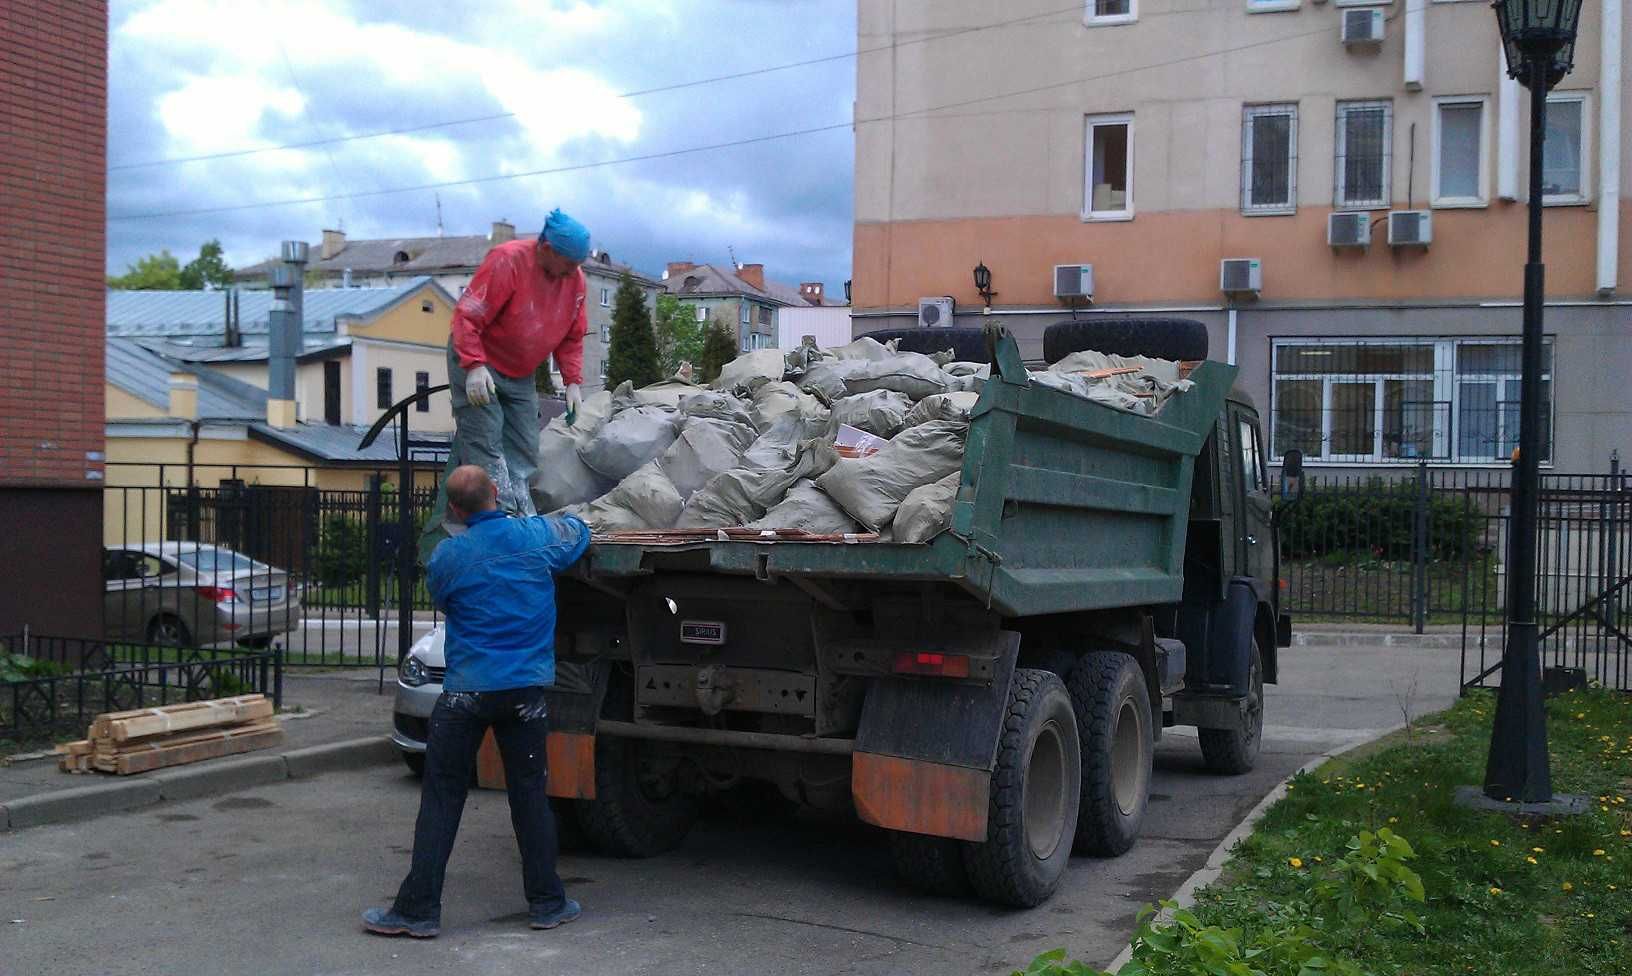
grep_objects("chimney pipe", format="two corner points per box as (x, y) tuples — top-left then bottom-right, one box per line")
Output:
(490, 220), (516, 244)
(737, 263), (765, 291)
(799, 282), (824, 305)
(320, 229), (345, 261)
(665, 261), (696, 281)
(268, 241), (308, 428)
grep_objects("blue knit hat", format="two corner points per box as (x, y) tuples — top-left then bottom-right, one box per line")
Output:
(541, 208), (591, 263)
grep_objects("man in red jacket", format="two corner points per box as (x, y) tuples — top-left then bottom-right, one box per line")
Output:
(421, 209), (591, 558)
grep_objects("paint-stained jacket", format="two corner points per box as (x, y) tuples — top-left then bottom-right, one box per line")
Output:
(450, 238), (588, 384)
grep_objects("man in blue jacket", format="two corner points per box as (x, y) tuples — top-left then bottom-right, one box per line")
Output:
(364, 464), (591, 938)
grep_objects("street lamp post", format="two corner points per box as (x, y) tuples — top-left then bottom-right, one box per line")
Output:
(1484, 0), (1583, 803)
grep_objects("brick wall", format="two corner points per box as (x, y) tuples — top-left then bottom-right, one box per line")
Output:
(0, 1), (108, 487)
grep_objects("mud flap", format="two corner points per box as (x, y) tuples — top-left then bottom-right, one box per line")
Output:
(850, 632), (1018, 842)
(480, 659), (609, 797)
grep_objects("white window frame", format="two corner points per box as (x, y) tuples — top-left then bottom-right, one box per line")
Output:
(1241, 103), (1298, 214)
(1542, 91), (1590, 206)
(1430, 95), (1490, 208)
(740, 303), (751, 325)
(1269, 337), (1554, 466)
(1083, 113), (1134, 222)
(1334, 99), (1393, 211)
(1247, 0), (1299, 12)
(599, 286), (611, 307)
(1084, 0), (1137, 27)
(694, 305), (708, 323)
(599, 323), (611, 344)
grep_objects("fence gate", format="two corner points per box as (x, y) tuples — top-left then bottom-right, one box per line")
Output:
(1462, 464), (1631, 693)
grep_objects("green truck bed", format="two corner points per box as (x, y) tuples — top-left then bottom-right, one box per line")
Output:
(576, 333), (1236, 618)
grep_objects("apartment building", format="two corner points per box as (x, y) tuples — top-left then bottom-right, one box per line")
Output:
(852, 0), (1631, 472)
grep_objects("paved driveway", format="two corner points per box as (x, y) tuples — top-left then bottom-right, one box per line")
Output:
(1, 642), (1460, 976)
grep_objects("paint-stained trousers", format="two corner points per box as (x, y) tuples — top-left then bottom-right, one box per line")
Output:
(419, 343), (540, 561)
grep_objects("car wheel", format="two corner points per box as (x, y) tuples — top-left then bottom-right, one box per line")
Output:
(401, 751), (426, 778)
(147, 615), (192, 647)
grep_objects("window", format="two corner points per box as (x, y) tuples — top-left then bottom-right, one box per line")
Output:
(750, 332), (775, 351)
(1431, 97), (1488, 207)
(323, 360), (341, 425)
(1334, 100), (1392, 209)
(1085, 0), (1136, 25)
(1542, 93), (1588, 204)
(1239, 418), (1267, 493)
(1242, 104), (1297, 213)
(1270, 338), (1553, 465)
(1084, 114), (1133, 220)
(1247, 0), (1300, 11)
(758, 306), (773, 326)
(415, 371), (430, 413)
(600, 286), (611, 307)
(740, 303), (751, 325)
(376, 368), (392, 409)
(600, 323), (612, 344)
(739, 327), (751, 353)
(695, 305), (708, 323)
(599, 359), (609, 379)
(420, 299), (433, 313)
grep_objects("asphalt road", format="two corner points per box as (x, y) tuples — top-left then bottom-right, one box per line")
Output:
(1, 643), (1460, 976)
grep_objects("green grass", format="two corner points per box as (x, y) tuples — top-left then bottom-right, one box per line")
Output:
(1178, 689), (1632, 976)
(1287, 553), (1504, 626)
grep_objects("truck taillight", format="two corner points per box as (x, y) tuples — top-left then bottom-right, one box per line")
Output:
(893, 651), (971, 679)
(195, 586), (238, 603)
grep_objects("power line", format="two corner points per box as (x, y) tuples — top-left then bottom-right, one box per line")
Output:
(108, 8), (1427, 223)
(107, 3), (1089, 172)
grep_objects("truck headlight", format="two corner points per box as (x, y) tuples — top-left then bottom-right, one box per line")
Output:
(400, 655), (429, 688)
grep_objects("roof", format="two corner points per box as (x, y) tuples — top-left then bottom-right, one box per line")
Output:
(235, 233), (662, 288)
(106, 278), (448, 341)
(135, 337), (352, 365)
(105, 339), (268, 421)
(662, 263), (840, 307)
(248, 423), (450, 466)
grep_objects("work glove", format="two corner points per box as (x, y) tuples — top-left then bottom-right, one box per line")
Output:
(465, 364), (497, 407)
(565, 383), (582, 426)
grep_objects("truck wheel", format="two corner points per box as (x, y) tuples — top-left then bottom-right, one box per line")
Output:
(962, 668), (1081, 907)
(1199, 640), (1265, 775)
(576, 736), (699, 858)
(1041, 318), (1209, 364)
(860, 327), (993, 363)
(1068, 652), (1153, 857)
(888, 831), (971, 897)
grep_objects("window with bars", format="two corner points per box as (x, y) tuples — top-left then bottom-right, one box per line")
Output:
(1271, 338), (1553, 465)
(1334, 100), (1392, 209)
(376, 368), (392, 409)
(1242, 104), (1297, 213)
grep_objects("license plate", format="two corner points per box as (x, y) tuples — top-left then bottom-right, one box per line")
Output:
(680, 620), (726, 646)
(250, 586), (284, 604)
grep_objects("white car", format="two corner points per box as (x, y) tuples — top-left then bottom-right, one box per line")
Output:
(391, 626), (446, 776)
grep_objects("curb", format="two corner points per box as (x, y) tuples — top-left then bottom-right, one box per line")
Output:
(1291, 632), (1496, 650)
(1101, 723), (1407, 974)
(0, 735), (398, 833)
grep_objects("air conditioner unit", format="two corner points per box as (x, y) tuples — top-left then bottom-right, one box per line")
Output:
(1220, 258), (1263, 296)
(1053, 264), (1095, 301)
(918, 296), (955, 328)
(1341, 8), (1385, 44)
(1388, 209), (1433, 247)
(1328, 211), (1372, 248)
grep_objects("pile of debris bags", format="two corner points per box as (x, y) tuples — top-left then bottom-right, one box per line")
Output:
(531, 337), (1192, 543)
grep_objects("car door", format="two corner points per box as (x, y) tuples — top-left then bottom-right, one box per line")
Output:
(1233, 409), (1274, 587)
(103, 550), (139, 639)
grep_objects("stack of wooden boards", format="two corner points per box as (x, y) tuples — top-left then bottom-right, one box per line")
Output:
(56, 694), (283, 775)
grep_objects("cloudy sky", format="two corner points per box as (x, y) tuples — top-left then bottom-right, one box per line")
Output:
(106, 0), (857, 290)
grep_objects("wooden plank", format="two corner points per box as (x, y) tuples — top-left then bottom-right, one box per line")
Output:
(112, 726), (285, 775)
(100, 720), (280, 757)
(95, 696), (271, 743)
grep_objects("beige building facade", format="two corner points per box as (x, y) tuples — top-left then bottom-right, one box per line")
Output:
(853, 0), (1632, 472)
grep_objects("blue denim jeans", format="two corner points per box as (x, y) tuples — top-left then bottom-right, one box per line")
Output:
(391, 686), (565, 922)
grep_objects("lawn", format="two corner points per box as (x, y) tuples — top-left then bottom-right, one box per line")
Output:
(1284, 553), (1504, 626)
(1014, 688), (1631, 976)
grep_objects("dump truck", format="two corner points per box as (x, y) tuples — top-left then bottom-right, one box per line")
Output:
(526, 322), (1300, 907)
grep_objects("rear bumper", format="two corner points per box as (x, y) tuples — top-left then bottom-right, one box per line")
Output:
(206, 602), (304, 642)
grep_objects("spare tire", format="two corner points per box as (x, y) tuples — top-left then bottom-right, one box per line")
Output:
(860, 327), (993, 363)
(1042, 318), (1208, 364)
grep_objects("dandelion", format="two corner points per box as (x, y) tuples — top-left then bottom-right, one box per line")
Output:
(1490, 839), (1502, 847)
(1489, 886), (1503, 895)
(1532, 847), (1545, 853)
(1388, 817), (1399, 824)
(1620, 829), (1631, 837)
(1289, 857), (1304, 869)
(1563, 882), (1574, 892)
(1593, 849), (1607, 857)
(1576, 712), (1586, 720)
(1526, 856), (1539, 865)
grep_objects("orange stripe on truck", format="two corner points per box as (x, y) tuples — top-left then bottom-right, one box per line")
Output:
(851, 751), (990, 842)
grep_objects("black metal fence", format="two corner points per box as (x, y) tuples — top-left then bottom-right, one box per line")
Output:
(104, 462), (443, 670)
(0, 633), (279, 743)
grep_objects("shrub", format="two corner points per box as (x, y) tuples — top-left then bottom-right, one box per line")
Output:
(1278, 479), (1480, 562)
(313, 514), (368, 586)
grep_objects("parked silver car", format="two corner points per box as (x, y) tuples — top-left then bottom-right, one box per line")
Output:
(103, 543), (302, 648)
(391, 626), (445, 776)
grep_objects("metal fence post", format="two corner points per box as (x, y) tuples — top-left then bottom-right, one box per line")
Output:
(1412, 461), (1429, 633)
(365, 474), (382, 619)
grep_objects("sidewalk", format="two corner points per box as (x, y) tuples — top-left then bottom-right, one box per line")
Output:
(0, 668), (398, 826)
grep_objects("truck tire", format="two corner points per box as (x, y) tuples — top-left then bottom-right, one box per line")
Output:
(1067, 652), (1153, 857)
(575, 736), (699, 858)
(1041, 318), (1209, 364)
(888, 831), (971, 897)
(1199, 639), (1265, 775)
(860, 327), (993, 363)
(962, 668), (1081, 907)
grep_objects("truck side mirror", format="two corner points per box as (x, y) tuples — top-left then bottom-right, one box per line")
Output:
(1279, 449), (1305, 504)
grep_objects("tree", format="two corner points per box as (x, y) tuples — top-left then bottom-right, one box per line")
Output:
(603, 272), (661, 390)
(534, 356), (558, 396)
(653, 294), (705, 375)
(179, 239), (233, 290)
(698, 315), (738, 384)
(107, 250), (183, 290)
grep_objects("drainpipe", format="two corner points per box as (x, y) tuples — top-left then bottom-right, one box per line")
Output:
(1226, 306), (1238, 366)
(1598, 0), (1622, 296)
(1403, 0), (1425, 91)
(1497, 40), (1521, 202)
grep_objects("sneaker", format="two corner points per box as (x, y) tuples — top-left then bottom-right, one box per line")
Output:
(362, 907), (440, 939)
(528, 899), (582, 930)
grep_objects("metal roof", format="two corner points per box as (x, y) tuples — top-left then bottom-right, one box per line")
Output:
(248, 423), (450, 466)
(106, 278), (447, 340)
(136, 337), (352, 365)
(105, 339), (268, 420)
(661, 263), (838, 307)
(236, 234), (661, 288)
